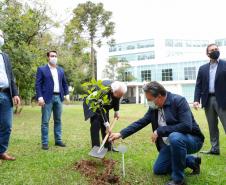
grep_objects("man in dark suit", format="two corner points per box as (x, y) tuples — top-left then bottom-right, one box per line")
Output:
(110, 81), (204, 185)
(83, 80), (127, 151)
(194, 43), (226, 155)
(0, 30), (20, 160)
(35, 50), (69, 150)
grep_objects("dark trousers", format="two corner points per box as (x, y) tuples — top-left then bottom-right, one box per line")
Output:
(153, 132), (203, 183)
(204, 96), (226, 152)
(90, 113), (111, 150)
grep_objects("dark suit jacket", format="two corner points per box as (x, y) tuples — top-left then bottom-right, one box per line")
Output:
(194, 59), (226, 109)
(35, 64), (69, 104)
(83, 80), (120, 121)
(120, 92), (205, 151)
(1, 52), (18, 105)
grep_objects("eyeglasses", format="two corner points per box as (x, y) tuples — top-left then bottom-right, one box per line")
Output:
(50, 55), (57, 57)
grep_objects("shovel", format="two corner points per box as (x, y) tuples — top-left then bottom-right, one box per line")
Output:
(89, 118), (117, 159)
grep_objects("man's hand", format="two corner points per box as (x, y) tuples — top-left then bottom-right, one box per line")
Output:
(38, 97), (45, 107)
(193, 101), (200, 110)
(13, 96), (20, 106)
(64, 94), (70, 104)
(109, 133), (122, 142)
(114, 111), (120, 120)
(151, 130), (158, 143)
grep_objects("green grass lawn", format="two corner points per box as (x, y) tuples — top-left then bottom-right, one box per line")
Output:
(0, 104), (225, 185)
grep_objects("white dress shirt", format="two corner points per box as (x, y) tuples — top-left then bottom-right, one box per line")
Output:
(209, 60), (218, 93)
(48, 64), (59, 93)
(0, 53), (9, 88)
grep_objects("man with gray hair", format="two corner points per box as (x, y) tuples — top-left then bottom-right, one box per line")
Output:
(0, 30), (20, 160)
(83, 80), (127, 151)
(110, 81), (204, 185)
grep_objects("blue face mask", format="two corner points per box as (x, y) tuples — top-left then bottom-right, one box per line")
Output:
(147, 98), (159, 109)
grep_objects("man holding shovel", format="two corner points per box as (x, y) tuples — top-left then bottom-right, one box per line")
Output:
(109, 81), (204, 185)
(83, 80), (127, 152)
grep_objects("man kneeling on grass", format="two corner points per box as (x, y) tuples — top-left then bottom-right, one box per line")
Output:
(109, 81), (205, 185)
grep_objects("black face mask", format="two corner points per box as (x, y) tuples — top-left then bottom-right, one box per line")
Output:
(208, 50), (220, 60)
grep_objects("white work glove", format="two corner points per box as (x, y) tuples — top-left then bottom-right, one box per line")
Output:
(104, 121), (110, 134)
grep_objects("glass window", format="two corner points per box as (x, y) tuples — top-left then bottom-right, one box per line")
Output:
(141, 70), (151, 82)
(126, 45), (135, 50)
(184, 67), (196, 80)
(123, 71), (132, 82)
(162, 69), (173, 81)
(165, 39), (173, 47)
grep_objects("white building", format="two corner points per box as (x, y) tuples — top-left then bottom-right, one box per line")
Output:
(97, 37), (226, 104)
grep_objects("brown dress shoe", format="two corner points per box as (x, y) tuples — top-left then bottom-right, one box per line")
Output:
(0, 153), (16, 161)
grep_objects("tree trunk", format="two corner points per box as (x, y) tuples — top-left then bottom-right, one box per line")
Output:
(91, 39), (96, 79)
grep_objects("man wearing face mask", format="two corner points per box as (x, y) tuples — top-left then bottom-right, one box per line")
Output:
(0, 30), (20, 160)
(109, 81), (204, 185)
(35, 50), (69, 150)
(194, 43), (226, 155)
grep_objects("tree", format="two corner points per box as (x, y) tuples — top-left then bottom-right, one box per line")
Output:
(103, 57), (135, 82)
(0, 0), (57, 104)
(65, 1), (115, 79)
(82, 79), (110, 121)
(102, 57), (118, 80)
(58, 45), (91, 97)
(117, 61), (135, 82)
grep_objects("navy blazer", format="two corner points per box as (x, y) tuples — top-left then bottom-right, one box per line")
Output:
(1, 52), (18, 105)
(35, 64), (69, 104)
(194, 59), (226, 109)
(120, 92), (204, 151)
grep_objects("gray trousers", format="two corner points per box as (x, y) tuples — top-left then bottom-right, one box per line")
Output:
(204, 96), (226, 152)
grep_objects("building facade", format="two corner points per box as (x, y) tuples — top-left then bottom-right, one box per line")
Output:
(97, 37), (226, 104)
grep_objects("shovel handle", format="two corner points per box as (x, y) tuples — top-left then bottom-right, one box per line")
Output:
(98, 118), (117, 151)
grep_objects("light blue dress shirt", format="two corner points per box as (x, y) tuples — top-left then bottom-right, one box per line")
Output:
(0, 52), (9, 88)
(209, 61), (218, 93)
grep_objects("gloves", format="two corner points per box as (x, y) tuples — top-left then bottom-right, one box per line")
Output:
(104, 121), (110, 128)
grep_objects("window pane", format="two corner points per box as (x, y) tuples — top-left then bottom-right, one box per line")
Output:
(184, 67), (196, 80)
(162, 69), (173, 81)
(141, 70), (151, 82)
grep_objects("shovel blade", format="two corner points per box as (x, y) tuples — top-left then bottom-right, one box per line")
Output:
(88, 146), (108, 159)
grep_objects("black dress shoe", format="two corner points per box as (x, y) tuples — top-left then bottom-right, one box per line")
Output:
(191, 157), (201, 175)
(55, 142), (66, 147)
(165, 180), (186, 185)
(42, 144), (49, 150)
(112, 147), (119, 152)
(200, 150), (220, 155)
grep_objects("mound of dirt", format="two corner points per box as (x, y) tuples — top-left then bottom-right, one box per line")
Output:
(75, 159), (120, 185)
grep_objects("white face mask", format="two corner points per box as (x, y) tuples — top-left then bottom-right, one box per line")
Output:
(147, 99), (159, 109)
(49, 57), (57, 65)
(0, 37), (4, 47)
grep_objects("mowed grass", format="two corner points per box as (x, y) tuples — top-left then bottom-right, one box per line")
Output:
(0, 104), (225, 185)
